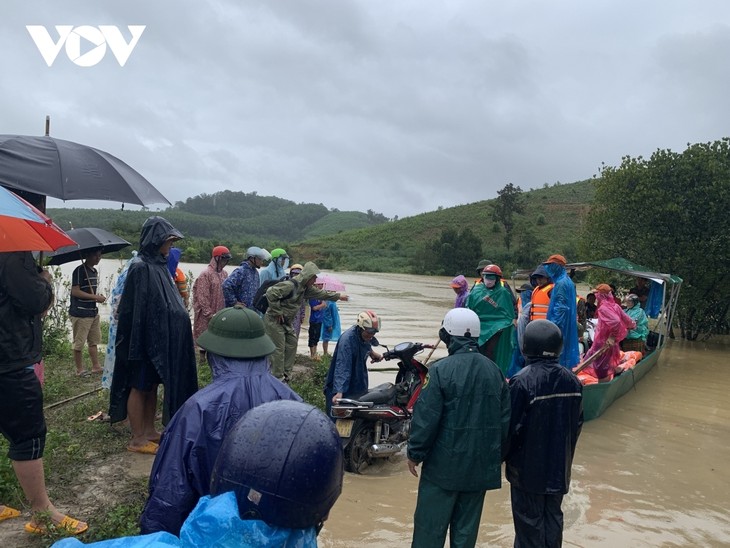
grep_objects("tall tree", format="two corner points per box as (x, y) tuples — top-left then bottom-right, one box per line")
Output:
(582, 139), (730, 339)
(492, 183), (525, 251)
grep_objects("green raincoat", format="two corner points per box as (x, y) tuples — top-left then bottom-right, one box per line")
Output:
(467, 282), (516, 375)
(408, 337), (510, 490)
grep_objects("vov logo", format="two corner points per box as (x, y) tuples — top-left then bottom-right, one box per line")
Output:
(26, 25), (146, 67)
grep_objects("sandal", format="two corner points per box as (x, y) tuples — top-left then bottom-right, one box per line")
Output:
(25, 515), (88, 535)
(126, 441), (158, 455)
(75, 370), (91, 378)
(0, 505), (20, 522)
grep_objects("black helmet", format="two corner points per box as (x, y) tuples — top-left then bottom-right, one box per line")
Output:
(210, 400), (343, 530)
(522, 319), (563, 359)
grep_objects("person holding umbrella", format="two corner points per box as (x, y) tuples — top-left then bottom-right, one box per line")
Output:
(69, 247), (107, 377)
(0, 188), (88, 535)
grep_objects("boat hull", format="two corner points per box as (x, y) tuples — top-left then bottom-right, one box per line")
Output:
(582, 348), (661, 421)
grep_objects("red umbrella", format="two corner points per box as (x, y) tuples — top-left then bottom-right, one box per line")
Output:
(0, 185), (76, 252)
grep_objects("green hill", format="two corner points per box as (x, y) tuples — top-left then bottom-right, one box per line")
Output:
(290, 179), (595, 275)
(46, 181), (595, 271)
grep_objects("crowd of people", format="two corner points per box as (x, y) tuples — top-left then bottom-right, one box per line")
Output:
(1, 218), (658, 546)
(450, 254), (653, 384)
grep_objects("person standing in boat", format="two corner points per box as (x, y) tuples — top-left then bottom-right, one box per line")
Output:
(467, 264), (516, 376)
(505, 319), (583, 548)
(542, 255), (580, 369)
(582, 284), (636, 381)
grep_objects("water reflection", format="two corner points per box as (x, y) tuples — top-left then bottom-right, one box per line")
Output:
(62, 261), (730, 547)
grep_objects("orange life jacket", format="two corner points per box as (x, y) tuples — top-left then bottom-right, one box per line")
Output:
(530, 283), (554, 321)
(174, 268), (189, 301)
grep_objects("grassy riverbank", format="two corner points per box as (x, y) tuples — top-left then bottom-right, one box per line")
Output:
(0, 351), (329, 547)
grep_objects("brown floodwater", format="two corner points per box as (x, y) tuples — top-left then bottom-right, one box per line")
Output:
(77, 261), (730, 547)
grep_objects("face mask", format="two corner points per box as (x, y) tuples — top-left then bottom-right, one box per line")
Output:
(483, 276), (497, 288)
(438, 327), (451, 345)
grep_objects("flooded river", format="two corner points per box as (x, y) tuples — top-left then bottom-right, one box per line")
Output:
(65, 260), (730, 547)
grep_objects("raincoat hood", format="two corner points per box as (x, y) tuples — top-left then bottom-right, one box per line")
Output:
(167, 247), (182, 277)
(296, 262), (321, 284)
(139, 216), (183, 259)
(542, 262), (565, 282)
(450, 275), (469, 293)
(446, 335), (479, 355)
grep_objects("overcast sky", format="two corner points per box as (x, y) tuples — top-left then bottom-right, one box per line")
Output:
(2, 1), (729, 218)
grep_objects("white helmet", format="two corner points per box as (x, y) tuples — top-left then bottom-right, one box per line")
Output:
(246, 246), (270, 261)
(356, 310), (380, 333)
(442, 308), (480, 338)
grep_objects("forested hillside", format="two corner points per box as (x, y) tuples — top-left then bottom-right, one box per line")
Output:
(47, 181), (594, 272)
(47, 190), (389, 262)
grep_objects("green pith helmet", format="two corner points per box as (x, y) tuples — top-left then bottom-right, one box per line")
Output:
(271, 248), (288, 259)
(476, 259), (492, 275)
(197, 306), (276, 358)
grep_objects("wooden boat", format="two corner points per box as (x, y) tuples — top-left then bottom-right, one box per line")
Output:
(566, 258), (683, 421)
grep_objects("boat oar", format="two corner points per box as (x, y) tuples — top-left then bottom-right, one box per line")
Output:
(423, 340), (441, 365)
(573, 343), (611, 375)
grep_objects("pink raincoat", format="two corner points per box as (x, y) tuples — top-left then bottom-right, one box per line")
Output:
(584, 291), (636, 380)
(192, 258), (229, 341)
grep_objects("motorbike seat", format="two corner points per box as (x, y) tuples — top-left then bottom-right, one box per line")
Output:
(358, 382), (397, 404)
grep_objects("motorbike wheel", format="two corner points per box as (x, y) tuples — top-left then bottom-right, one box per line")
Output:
(344, 424), (373, 474)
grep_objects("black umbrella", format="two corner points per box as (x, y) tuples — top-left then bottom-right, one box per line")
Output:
(46, 227), (131, 265)
(0, 135), (170, 207)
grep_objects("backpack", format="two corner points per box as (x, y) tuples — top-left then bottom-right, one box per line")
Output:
(253, 277), (299, 314)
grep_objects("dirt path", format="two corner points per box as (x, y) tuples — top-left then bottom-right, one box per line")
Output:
(0, 451), (153, 547)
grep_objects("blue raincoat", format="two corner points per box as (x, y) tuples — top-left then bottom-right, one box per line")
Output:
(53, 492), (317, 548)
(258, 256), (289, 286)
(140, 353), (301, 536)
(323, 325), (378, 416)
(320, 301), (341, 343)
(542, 263), (580, 368)
(222, 261), (259, 308)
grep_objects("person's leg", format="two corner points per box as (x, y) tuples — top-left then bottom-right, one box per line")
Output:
(88, 315), (103, 372)
(1, 368), (86, 532)
(127, 388), (154, 448)
(142, 385), (161, 442)
(322, 340), (329, 356)
(71, 316), (91, 374)
(13, 459), (66, 522)
(264, 317), (286, 377)
(510, 485), (545, 548)
(449, 490), (487, 548)
(283, 325), (299, 376)
(308, 322), (321, 359)
(544, 493), (564, 548)
(412, 477), (457, 548)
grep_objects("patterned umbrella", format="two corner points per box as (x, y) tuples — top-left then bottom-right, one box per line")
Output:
(0, 185), (75, 252)
(316, 274), (346, 292)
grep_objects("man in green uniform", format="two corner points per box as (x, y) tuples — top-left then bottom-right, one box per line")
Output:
(264, 262), (348, 380)
(407, 308), (511, 548)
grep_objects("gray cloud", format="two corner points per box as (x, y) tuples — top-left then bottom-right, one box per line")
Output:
(2, 1), (729, 217)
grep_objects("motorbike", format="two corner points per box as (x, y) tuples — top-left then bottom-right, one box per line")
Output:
(330, 341), (432, 473)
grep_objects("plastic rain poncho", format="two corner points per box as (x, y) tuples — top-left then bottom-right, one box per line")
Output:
(583, 291), (636, 380)
(466, 280), (515, 375)
(624, 303), (649, 341)
(542, 262), (580, 368)
(102, 252), (139, 390)
(52, 492), (317, 548)
(450, 275), (469, 308)
(140, 353), (301, 536)
(108, 217), (198, 424)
